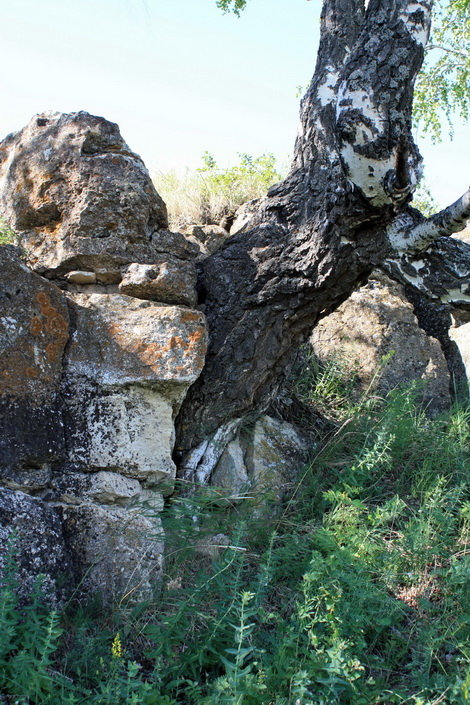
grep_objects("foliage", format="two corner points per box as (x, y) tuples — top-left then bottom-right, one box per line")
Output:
(1, 367), (469, 704)
(414, 0), (470, 140)
(0, 218), (16, 245)
(412, 180), (440, 217)
(154, 152), (282, 230)
(215, 0), (248, 17)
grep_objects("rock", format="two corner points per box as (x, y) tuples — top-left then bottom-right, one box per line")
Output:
(66, 386), (178, 488)
(210, 415), (309, 508)
(182, 224), (231, 258)
(63, 503), (164, 602)
(62, 293), (206, 492)
(119, 259), (197, 306)
(64, 293), (207, 387)
(0, 466), (52, 494)
(0, 113), (210, 604)
(0, 246), (69, 468)
(230, 200), (260, 235)
(62, 291), (207, 496)
(94, 268), (122, 285)
(50, 471), (144, 506)
(210, 438), (249, 505)
(245, 415), (309, 500)
(0, 112), (196, 277)
(311, 272), (452, 413)
(195, 533), (230, 560)
(65, 270), (97, 284)
(0, 488), (73, 605)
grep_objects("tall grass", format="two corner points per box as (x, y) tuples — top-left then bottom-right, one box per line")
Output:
(154, 152), (282, 230)
(0, 363), (469, 704)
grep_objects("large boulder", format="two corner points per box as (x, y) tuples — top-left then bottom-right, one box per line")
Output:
(0, 489), (73, 605)
(210, 415), (309, 508)
(63, 293), (207, 491)
(64, 293), (206, 388)
(0, 112), (197, 280)
(62, 503), (164, 602)
(311, 271), (452, 413)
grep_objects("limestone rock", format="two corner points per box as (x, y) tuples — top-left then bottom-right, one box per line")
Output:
(245, 415), (309, 500)
(0, 488), (73, 604)
(0, 466), (52, 494)
(65, 293), (207, 387)
(449, 309), (470, 388)
(210, 415), (309, 507)
(311, 272), (451, 413)
(0, 113), (210, 604)
(62, 293), (206, 491)
(0, 246), (69, 468)
(0, 112), (195, 277)
(65, 270), (97, 284)
(50, 471), (143, 506)
(182, 224), (231, 259)
(66, 386), (178, 487)
(63, 503), (164, 602)
(119, 259), (197, 306)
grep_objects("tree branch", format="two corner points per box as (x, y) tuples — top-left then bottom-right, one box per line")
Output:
(383, 234), (470, 308)
(427, 43), (468, 58)
(387, 187), (470, 254)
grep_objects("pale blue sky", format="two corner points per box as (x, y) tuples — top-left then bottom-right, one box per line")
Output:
(1, 0), (468, 208)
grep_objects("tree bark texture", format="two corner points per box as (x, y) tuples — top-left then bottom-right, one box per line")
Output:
(176, 0), (469, 469)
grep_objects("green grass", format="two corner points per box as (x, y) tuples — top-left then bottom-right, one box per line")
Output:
(154, 152), (282, 230)
(1, 368), (469, 704)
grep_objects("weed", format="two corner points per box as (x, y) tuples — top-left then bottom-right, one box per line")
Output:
(0, 371), (468, 703)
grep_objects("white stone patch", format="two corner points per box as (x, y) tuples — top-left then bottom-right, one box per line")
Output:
(317, 67), (339, 107)
(71, 386), (177, 486)
(0, 316), (23, 349)
(399, 1), (431, 46)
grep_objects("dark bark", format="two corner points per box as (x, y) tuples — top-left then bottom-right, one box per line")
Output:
(176, 0), (468, 473)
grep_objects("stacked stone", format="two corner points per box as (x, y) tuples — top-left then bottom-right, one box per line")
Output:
(0, 112), (207, 602)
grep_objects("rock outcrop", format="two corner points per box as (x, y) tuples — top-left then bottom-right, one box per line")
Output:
(209, 415), (309, 510)
(1, 111), (467, 604)
(0, 113), (207, 602)
(311, 271), (452, 413)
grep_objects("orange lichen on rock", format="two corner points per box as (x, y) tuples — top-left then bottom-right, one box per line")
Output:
(65, 295), (207, 386)
(0, 251), (70, 399)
